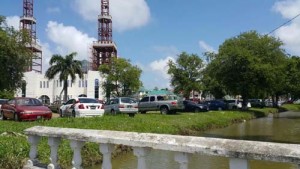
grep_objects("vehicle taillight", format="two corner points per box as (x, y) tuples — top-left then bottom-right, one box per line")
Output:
(76, 100), (80, 103)
(119, 104), (125, 108)
(78, 104), (85, 109)
(99, 105), (104, 109)
(171, 101), (177, 105)
(134, 105), (138, 108)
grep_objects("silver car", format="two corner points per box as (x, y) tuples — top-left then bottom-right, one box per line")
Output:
(104, 97), (138, 117)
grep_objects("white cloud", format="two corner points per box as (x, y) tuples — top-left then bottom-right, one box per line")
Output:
(73, 0), (151, 32)
(6, 16), (20, 30)
(272, 0), (300, 19)
(149, 56), (174, 80)
(46, 21), (96, 61)
(272, 0), (300, 55)
(40, 42), (53, 73)
(199, 40), (216, 53)
(153, 46), (179, 57)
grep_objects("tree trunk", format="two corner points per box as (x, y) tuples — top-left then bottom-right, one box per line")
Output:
(63, 80), (68, 102)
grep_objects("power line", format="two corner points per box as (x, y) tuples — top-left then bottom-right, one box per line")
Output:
(267, 13), (300, 35)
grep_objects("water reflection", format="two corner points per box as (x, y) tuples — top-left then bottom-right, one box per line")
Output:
(89, 111), (300, 169)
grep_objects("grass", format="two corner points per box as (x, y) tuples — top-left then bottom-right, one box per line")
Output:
(281, 104), (300, 111)
(0, 109), (277, 168)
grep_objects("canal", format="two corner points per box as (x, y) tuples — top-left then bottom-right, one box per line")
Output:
(90, 111), (300, 169)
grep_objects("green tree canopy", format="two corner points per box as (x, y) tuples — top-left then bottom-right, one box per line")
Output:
(99, 57), (142, 99)
(207, 31), (288, 107)
(168, 52), (204, 98)
(45, 52), (83, 101)
(0, 16), (32, 96)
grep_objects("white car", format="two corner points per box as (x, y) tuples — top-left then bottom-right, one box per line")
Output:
(104, 97), (138, 117)
(59, 97), (104, 117)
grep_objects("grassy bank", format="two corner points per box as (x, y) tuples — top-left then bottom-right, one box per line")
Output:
(0, 109), (274, 168)
(281, 104), (300, 111)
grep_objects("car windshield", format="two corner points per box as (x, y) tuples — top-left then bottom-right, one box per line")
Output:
(17, 98), (42, 106)
(79, 98), (98, 103)
(121, 98), (137, 103)
(0, 100), (7, 104)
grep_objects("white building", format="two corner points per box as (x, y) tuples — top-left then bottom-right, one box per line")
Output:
(16, 71), (105, 104)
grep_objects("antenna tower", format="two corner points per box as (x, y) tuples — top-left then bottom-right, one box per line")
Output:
(91, 0), (117, 70)
(20, 0), (42, 73)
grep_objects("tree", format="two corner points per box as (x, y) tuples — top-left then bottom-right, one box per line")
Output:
(168, 52), (204, 99)
(99, 57), (142, 99)
(202, 52), (226, 99)
(45, 52), (83, 102)
(0, 16), (32, 95)
(285, 56), (300, 100)
(208, 31), (288, 108)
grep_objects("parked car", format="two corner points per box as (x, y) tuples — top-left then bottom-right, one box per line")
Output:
(138, 95), (184, 114)
(224, 99), (239, 109)
(59, 97), (104, 117)
(183, 100), (208, 112)
(104, 97), (138, 117)
(48, 100), (63, 113)
(248, 99), (265, 108)
(203, 100), (227, 111)
(0, 97), (52, 121)
(0, 99), (8, 111)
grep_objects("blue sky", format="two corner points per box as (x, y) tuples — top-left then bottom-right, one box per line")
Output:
(1, 0), (300, 90)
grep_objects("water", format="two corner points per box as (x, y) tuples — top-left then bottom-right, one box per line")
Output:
(89, 111), (300, 169)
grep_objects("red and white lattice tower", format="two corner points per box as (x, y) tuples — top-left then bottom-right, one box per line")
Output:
(20, 0), (42, 73)
(91, 0), (117, 70)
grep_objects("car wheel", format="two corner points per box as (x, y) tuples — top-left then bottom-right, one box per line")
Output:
(140, 111), (146, 114)
(72, 110), (76, 117)
(160, 106), (169, 115)
(59, 110), (63, 117)
(111, 109), (116, 115)
(128, 113), (135, 117)
(14, 113), (20, 121)
(195, 108), (200, 113)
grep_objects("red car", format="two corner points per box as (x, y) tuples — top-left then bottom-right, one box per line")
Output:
(0, 97), (52, 121)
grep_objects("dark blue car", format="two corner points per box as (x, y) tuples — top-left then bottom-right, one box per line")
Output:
(203, 100), (227, 111)
(183, 100), (208, 112)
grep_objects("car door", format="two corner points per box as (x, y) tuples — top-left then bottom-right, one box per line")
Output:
(3, 99), (15, 119)
(138, 97), (149, 111)
(61, 99), (75, 116)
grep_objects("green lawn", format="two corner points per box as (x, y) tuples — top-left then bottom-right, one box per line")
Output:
(0, 110), (273, 168)
(281, 104), (300, 111)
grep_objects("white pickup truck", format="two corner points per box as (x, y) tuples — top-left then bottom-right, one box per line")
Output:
(138, 95), (184, 114)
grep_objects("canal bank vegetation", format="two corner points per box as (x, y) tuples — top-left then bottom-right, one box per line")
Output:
(0, 108), (280, 169)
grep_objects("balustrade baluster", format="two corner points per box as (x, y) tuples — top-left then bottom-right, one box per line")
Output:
(99, 143), (114, 169)
(133, 147), (151, 169)
(174, 152), (189, 169)
(27, 135), (41, 166)
(229, 158), (249, 169)
(70, 140), (85, 169)
(47, 137), (61, 169)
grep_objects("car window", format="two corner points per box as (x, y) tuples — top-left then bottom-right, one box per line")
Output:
(140, 97), (149, 102)
(79, 98), (98, 103)
(17, 98), (42, 106)
(8, 99), (15, 105)
(157, 96), (164, 101)
(66, 99), (75, 104)
(121, 98), (137, 103)
(150, 96), (156, 101)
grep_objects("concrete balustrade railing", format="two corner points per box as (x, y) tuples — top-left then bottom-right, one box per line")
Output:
(24, 126), (300, 169)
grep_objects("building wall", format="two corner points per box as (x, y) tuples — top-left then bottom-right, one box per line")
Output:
(16, 71), (105, 103)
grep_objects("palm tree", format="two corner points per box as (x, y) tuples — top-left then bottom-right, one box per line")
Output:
(45, 52), (83, 102)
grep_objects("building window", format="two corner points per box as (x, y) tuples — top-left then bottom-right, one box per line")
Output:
(43, 81), (45, 88)
(70, 81), (72, 87)
(40, 81), (42, 88)
(85, 80), (88, 88)
(60, 81), (62, 87)
(47, 81), (49, 88)
(57, 80), (59, 87)
(79, 80), (81, 87)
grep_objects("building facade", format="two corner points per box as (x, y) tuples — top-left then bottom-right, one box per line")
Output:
(16, 71), (105, 104)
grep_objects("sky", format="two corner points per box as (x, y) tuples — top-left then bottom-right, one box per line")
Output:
(1, 0), (300, 90)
